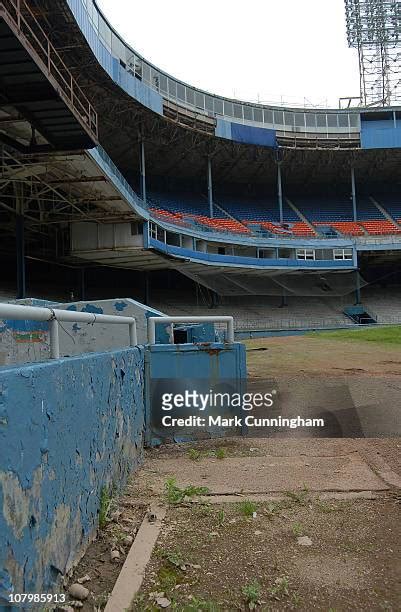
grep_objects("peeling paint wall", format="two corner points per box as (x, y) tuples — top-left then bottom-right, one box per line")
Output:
(0, 299), (54, 366)
(145, 342), (247, 443)
(55, 298), (164, 356)
(0, 298), (165, 366)
(0, 347), (144, 601)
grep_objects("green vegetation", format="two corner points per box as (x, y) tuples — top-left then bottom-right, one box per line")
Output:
(188, 448), (202, 461)
(291, 522), (303, 537)
(99, 486), (112, 529)
(183, 597), (221, 611)
(158, 564), (181, 591)
(285, 485), (309, 506)
(242, 581), (261, 609)
(164, 477), (209, 505)
(216, 509), (225, 526)
(162, 550), (187, 568)
(238, 500), (258, 517)
(269, 576), (290, 600)
(215, 447), (227, 460)
(309, 325), (401, 345)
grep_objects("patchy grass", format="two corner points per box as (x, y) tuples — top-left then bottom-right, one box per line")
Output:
(215, 447), (227, 460)
(136, 499), (401, 612)
(188, 448), (202, 461)
(242, 581), (261, 609)
(164, 477), (209, 505)
(268, 575), (290, 600)
(309, 325), (401, 345)
(238, 500), (258, 517)
(285, 485), (310, 506)
(291, 522), (303, 537)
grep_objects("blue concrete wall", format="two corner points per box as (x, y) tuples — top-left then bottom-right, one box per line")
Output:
(66, 0), (163, 116)
(216, 118), (277, 148)
(149, 238), (356, 270)
(0, 347), (144, 601)
(145, 342), (247, 443)
(361, 118), (401, 149)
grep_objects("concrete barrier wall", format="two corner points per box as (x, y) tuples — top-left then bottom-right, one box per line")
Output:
(145, 342), (247, 443)
(0, 347), (144, 600)
(0, 298), (165, 366)
(57, 298), (164, 354)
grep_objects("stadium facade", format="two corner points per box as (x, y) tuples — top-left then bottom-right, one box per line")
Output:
(0, 0), (401, 313)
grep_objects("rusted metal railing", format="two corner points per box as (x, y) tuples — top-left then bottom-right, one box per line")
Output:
(0, 0), (98, 139)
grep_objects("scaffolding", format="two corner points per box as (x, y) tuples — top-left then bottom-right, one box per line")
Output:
(344, 0), (401, 106)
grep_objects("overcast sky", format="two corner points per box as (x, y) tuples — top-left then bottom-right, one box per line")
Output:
(96, 0), (360, 108)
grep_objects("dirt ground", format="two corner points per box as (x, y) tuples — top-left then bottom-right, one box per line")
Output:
(64, 491), (146, 611)
(62, 334), (401, 611)
(135, 495), (401, 611)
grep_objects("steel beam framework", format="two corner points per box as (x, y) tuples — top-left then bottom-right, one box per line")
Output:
(345, 0), (401, 106)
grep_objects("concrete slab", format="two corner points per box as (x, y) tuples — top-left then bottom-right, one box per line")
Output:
(143, 454), (389, 494)
(104, 504), (166, 612)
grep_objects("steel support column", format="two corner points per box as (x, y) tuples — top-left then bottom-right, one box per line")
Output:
(207, 156), (214, 218)
(351, 166), (357, 222)
(277, 163), (284, 224)
(140, 139), (147, 205)
(15, 185), (26, 299)
(355, 271), (361, 305)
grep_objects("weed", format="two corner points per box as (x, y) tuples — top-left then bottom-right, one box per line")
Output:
(291, 522), (303, 537)
(99, 486), (111, 529)
(215, 447), (227, 460)
(291, 592), (302, 608)
(192, 503), (213, 518)
(162, 550), (187, 568)
(158, 563), (181, 592)
(110, 524), (126, 544)
(269, 576), (290, 600)
(188, 448), (202, 461)
(263, 501), (282, 520)
(285, 485), (309, 506)
(183, 597), (221, 611)
(242, 581), (261, 609)
(165, 477), (209, 505)
(92, 593), (109, 609)
(239, 500), (258, 517)
(217, 509), (225, 526)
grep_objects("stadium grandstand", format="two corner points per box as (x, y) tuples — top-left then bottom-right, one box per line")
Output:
(0, 0), (401, 333)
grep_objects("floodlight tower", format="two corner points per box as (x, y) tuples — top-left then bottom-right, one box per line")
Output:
(344, 0), (401, 106)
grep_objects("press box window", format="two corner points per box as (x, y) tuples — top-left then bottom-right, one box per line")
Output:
(297, 249), (315, 260)
(195, 92), (204, 109)
(233, 104), (243, 119)
(334, 249), (353, 260)
(264, 110), (273, 124)
(177, 84), (186, 102)
(142, 63), (151, 84)
(305, 113), (316, 128)
(327, 114), (338, 128)
(186, 88), (195, 105)
(205, 96), (214, 112)
(254, 108), (263, 123)
(243, 106), (253, 121)
(214, 99), (224, 115)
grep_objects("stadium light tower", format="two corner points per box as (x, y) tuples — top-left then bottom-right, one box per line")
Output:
(344, 0), (401, 106)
